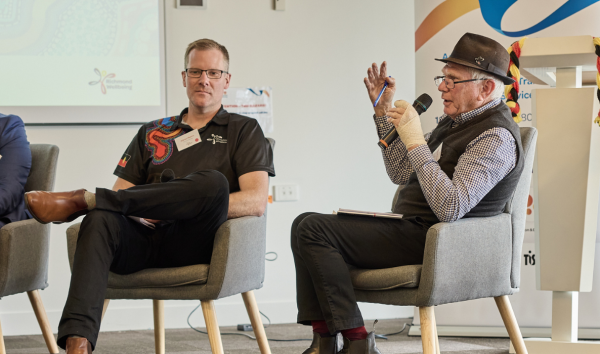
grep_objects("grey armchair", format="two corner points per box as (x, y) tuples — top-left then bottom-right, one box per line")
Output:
(0, 144), (60, 354)
(349, 127), (537, 354)
(65, 138), (275, 354)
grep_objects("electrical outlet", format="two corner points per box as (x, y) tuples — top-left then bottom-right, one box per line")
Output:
(273, 184), (299, 201)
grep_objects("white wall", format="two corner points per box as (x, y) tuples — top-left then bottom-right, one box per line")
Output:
(0, 0), (416, 335)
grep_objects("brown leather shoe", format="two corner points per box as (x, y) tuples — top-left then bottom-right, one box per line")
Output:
(302, 332), (339, 354)
(345, 332), (382, 354)
(25, 189), (89, 224)
(65, 337), (92, 354)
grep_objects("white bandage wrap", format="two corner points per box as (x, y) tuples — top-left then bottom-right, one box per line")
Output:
(393, 100), (426, 149)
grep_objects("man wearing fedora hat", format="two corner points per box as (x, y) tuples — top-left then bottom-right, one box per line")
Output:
(291, 33), (523, 354)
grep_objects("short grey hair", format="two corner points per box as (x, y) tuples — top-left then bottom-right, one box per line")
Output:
(465, 66), (505, 100)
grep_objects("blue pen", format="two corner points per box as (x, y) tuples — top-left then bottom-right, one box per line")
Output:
(373, 76), (392, 107)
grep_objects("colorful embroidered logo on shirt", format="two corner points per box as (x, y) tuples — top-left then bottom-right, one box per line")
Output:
(118, 153), (131, 167)
(145, 116), (184, 165)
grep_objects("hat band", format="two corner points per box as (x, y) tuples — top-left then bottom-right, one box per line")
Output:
(486, 62), (507, 79)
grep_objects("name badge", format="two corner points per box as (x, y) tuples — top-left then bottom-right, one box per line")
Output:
(432, 143), (442, 162)
(175, 130), (201, 152)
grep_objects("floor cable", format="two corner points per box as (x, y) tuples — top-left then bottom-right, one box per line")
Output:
(187, 303), (409, 342)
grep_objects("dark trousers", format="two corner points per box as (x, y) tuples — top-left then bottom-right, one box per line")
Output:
(57, 170), (229, 350)
(291, 212), (430, 334)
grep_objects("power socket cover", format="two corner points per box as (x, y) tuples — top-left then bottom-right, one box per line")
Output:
(237, 324), (253, 331)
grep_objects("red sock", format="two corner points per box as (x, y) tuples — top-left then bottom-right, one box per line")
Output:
(341, 326), (368, 341)
(311, 320), (333, 337)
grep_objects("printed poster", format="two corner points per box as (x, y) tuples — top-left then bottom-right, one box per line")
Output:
(222, 87), (273, 133)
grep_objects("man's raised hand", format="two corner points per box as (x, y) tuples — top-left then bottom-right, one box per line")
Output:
(387, 100), (426, 150)
(364, 61), (396, 116)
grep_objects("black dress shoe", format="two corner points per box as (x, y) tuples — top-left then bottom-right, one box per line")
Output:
(345, 332), (382, 354)
(302, 332), (338, 354)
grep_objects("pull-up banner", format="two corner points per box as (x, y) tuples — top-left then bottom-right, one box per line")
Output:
(413, 0), (600, 331)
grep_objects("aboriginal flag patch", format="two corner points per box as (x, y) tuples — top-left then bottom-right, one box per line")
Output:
(118, 153), (131, 168)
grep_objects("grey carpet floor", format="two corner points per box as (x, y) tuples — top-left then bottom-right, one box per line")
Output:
(4, 318), (510, 354)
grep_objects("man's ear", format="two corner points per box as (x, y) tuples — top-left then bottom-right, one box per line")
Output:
(224, 73), (231, 90)
(182, 71), (187, 88)
(479, 79), (495, 101)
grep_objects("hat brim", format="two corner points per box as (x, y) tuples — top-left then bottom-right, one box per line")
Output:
(435, 57), (516, 85)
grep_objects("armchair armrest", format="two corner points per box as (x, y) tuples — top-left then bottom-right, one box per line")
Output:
(205, 215), (267, 299)
(415, 213), (514, 307)
(0, 219), (50, 297)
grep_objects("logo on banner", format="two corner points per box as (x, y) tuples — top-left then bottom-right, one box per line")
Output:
(479, 0), (600, 37)
(524, 250), (536, 265)
(415, 0), (600, 51)
(223, 88), (271, 98)
(248, 88), (270, 97)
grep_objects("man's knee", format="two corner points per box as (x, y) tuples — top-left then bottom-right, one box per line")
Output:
(295, 214), (330, 248)
(185, 170), (229, 199)
(291, 212), (317, 253)
(78, 210), (122, 247)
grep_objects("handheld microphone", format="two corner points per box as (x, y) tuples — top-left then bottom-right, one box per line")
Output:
(377, 93), (433, 149)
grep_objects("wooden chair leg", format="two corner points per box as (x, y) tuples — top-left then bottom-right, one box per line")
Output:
(495, 296), (528, 354)
(242, 291), (271, 354)
(153, 300), (165, 354)
(432, 310), (440, 354)
(27, 290), (59, 354)
(0, 316), (6, 354)
(101, 299), (110, 322)
(419, 306), (438, 354)
(201, 300), (224, 354)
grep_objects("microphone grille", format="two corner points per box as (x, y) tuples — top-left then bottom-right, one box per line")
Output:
(416, 93), (433, 110)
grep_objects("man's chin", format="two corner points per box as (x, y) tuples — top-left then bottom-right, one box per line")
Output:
(190, 99), (217, 111)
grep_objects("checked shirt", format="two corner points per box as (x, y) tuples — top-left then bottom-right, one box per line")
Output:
(374, 98), (517, 223)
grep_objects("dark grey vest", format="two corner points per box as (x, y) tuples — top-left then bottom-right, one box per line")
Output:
(394, 102), (524, 226)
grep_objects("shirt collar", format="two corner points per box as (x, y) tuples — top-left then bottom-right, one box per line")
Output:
(174, 105), (230, 129)
(441, 98), (502, 126)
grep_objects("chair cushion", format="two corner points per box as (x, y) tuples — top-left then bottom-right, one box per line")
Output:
(349, 264), (422, 290)
(108, 264), (209, 289)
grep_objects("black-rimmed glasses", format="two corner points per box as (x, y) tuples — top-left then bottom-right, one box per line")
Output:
(434, 76), (486, 89)
(186, 68), (228, 79)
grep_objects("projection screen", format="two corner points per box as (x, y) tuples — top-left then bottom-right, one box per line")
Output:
(0, 0), (166, 124)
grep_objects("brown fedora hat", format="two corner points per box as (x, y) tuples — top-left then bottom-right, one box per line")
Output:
(435, 33), (515, 85)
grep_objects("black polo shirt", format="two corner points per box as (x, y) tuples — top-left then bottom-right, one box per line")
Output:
(114, 106), (275, 193)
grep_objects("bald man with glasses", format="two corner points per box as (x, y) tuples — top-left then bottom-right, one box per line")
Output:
(25, 38), (275, 354)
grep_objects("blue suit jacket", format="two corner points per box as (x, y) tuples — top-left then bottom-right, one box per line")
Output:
(0, 114), (32, 229)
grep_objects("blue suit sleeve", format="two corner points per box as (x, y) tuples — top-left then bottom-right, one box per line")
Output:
(0, 115), (32, 217)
